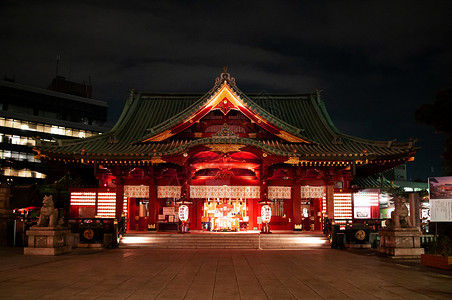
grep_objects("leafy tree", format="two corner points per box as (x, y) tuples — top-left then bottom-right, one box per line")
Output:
(415, 88), (452, 175)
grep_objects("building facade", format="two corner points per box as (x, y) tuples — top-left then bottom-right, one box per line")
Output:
(0, 78), (109, 185)
(37, 70), (418, 232)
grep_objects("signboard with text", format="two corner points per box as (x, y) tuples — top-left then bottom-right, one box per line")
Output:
(428, 177), (452, 222)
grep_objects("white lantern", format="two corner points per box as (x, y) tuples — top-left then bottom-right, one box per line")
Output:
(178, 204), (189, 222)
(261, 205), (272, 223)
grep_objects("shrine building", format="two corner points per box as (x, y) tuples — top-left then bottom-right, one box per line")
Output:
(35, 69), (418, 233)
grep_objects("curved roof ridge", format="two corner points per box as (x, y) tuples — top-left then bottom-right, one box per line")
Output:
(338, 131), (416, 149)
(136, 71), (313, 144)
(233, 86), (312, 142)
(307, 92), (416, 151)
(109, 90), (138, 133)
(144, 93), (211, 136)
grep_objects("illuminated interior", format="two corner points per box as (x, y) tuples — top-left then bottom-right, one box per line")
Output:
(202, 198), (248, 231)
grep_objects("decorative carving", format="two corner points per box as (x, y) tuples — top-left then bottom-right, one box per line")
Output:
(144, 129), (173, 142)
(37, 195), (59, 227)
(387, 196), (412, 228)
(215, 171), (233, 180)
(277, 131), (310, 143)
(214, 66), (237, 89)
(212, 123), (238, 139)
(284, 157), (300, 165)
(151, 157), (166, 164)
(215, 98), (235, 115)
(207, 144), (243, 153)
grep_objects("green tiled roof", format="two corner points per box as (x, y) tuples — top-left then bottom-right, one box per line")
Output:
(36, 76), (418, 170)
(351, 175), (394, 189)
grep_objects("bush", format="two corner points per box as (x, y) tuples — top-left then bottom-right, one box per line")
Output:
(426, 236), (452, 257)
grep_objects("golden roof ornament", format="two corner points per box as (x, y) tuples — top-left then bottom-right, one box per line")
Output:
(214, 66), (237, 89)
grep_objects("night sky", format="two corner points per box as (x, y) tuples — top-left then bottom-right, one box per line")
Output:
(1, 1), (451, 181)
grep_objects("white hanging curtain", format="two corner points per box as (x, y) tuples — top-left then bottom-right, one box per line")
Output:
(157, 186), (181, 198)
(268, 186), (291, 199)
(190, 186), (260, 198)
(124, 185), (149, 198)
(300, 186), (325, 198)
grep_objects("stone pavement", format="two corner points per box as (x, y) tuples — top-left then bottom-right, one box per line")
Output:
(0, 247), (451, 299)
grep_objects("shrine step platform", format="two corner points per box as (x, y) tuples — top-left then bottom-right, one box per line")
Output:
(119, 232), (330, 249)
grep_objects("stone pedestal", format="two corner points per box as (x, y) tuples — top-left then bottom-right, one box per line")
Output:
(24, 226), (72, 255)
(378, 228), (424, 259)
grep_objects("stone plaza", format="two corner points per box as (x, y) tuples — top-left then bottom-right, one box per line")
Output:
(0, 247), (451, 299)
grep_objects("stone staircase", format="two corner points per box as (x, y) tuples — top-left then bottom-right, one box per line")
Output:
(119, 232), (330, 249)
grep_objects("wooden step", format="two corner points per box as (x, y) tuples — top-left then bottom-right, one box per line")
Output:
(120, 232), (330, 249)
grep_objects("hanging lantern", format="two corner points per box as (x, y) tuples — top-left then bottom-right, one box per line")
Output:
(178, 204), (189, 222)
(261, 204), (272, 223)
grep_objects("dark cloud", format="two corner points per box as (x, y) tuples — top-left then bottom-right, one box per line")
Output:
(1, 0), (451, 180)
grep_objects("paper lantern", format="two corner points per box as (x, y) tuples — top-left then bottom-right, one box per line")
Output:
(178, 204), (189, 222)
(261, 205), (271, 223)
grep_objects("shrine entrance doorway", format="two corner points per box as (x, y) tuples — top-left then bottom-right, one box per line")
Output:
(301, 197), (323, 231)
(201, 198), (249, 232)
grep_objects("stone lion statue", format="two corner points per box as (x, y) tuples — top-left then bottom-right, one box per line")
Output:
(37, 195), (59, 227)
(388, 196), (412, 228)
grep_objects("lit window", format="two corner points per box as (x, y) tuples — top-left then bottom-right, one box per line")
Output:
(50, 126), (64, 135)
(11, 135), (20, 145)
(12, 120), (21, 129)
(18, 169), (30, 177)
(27, 122), (37, 131)
(44, 125), (52, 133)
(20, 137), (28, 145)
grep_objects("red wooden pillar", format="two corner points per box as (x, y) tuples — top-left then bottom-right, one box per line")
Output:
(196, 199), (203, 230)
(313, 196), (322, 230)
(292, 167), (302, 230)
(292, 181), (301, 230)
(115, 176), (125, 219)
(326, 185), (334, 219)
(148, 179), (157, 230)
(247, 199), (257, 230)
(128, 197), (136, 230)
